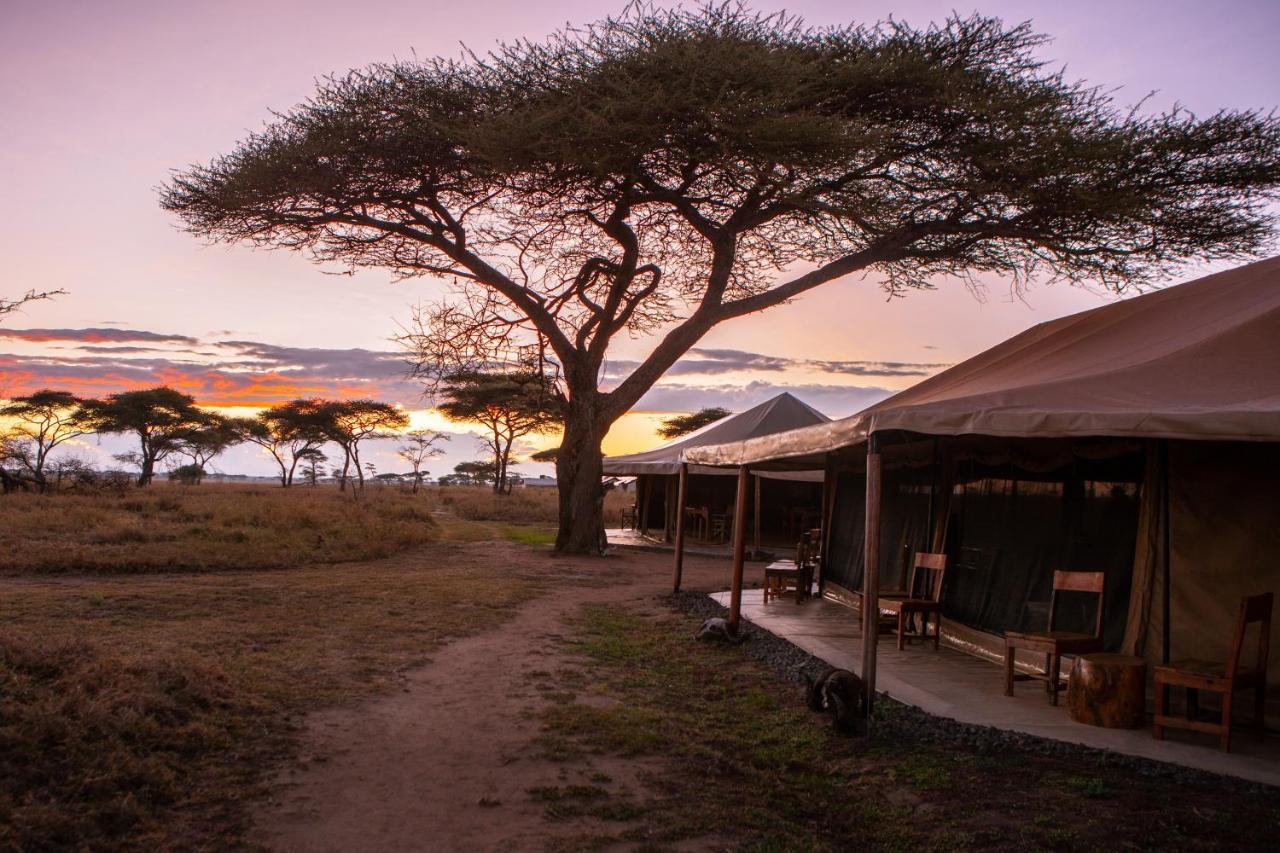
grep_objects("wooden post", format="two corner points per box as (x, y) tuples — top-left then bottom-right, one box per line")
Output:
(1161, 439), (1172, 665)
(728, 465), (751, 631)
(862, 434), (882, 718)
(662, 475), (674, 542)
(638, 476), (650, 535)
(672, 463), (688, 594)
(819, 453), (836, 593)
(753, 473), (762, 555)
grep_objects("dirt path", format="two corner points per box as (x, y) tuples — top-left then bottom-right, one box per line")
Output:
(251, 542), (729, 852)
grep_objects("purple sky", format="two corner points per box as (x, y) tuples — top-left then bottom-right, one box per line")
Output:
(2, 1), (1278, 475)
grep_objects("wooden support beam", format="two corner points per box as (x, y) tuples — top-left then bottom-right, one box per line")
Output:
(753, 473), (762, 555)
(672, 463), (688, 594)
(819, 453), (836, 592)
(728, 465), (750, 631)
(662, 475), (674, 542)
(862, 434), (882, 718)
(638, 476), (650, 535)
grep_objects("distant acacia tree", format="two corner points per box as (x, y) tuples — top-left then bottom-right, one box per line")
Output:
(83, 387), (211, 486)
(437, 370), (559, 494)
(172, 415), (241, 482)
(234, 400), (329, 487)
(397, 429), (448, 493)
(658, 407), (732, 440)
(297, 447), (327, 486)
(448, 460), (499, 487)
(320, 400), (409, 491)
(162, 6), (1280, 551)
(0, 390), (91, 490)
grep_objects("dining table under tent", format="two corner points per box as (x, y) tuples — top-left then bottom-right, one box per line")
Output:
(682, 256), (1280, 726)
(602, 392), (829, 553)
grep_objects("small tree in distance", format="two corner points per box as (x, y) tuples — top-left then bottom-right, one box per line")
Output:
(162, 6), (1280, 551)
(322, 400), (409, 491)
(0, 390), (91, 490)
(172, 415), (241, 481)
(437, 370), (559, 494)
(397, 429), (449, 493)
(234, 400), (330, 487)
(657, 407), (732, 440)
(83, 387), (211, 486)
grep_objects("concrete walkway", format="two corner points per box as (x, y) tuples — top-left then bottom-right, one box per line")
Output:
(712, 589), (1280, 787)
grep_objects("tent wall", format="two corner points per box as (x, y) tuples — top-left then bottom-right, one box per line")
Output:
(1125, 440), (1280, 705)
(825, 436), (1143, 653)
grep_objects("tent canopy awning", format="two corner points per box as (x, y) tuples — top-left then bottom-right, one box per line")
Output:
(602, 392), (829, 476)
(685, 256), (1280, 469)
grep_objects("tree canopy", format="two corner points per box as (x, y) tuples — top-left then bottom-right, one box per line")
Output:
(437, 370), (559, 493)
(658, 407), (732, 439)
(0, 390), (90, 488)
(161, 4), (1280, 551)
(82, 388), (212, 486)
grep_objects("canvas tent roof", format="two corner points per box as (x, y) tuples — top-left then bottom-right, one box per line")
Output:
(685, 256), (1280, 470)
(602, 392), (829, 477)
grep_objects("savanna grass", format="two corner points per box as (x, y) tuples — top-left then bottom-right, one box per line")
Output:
(0, 482), (438, 573)
(0, 545), (549, 850)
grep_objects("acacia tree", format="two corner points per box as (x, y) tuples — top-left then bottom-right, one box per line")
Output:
(84, 387), (211, 486)
(161, 6), (1280, 552)
(234, 400), (329, 487)
(658, 407), (732, 440)
(0, 390), (92, 490)
(397, 428), (449, 492)
(298, 447), (328, 486)
(322, 400), (409, 490)
(437, 370), (558, 493)
(172, 414), (241, 482)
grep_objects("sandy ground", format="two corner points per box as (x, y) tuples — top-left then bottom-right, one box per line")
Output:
(251, 541), (733, 852)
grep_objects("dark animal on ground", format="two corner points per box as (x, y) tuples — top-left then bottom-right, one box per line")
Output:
(805, 666), (866, 735)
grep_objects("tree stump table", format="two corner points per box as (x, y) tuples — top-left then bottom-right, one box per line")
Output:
(1067, 653), (1147, 728)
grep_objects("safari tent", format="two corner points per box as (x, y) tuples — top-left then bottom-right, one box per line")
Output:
(684, 257), (1280, 719)
(602, 393), (829, 546)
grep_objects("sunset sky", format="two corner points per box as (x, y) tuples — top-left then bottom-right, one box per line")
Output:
(2, 0), (1278, 478)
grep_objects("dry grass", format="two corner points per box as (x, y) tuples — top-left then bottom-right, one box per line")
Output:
(0, 483), (439, 573)
(0, 542), (552, 851)
(434, 484), (633, 526)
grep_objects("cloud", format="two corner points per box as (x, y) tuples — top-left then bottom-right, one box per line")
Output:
(604, 347), (947, 380)
(0, 327), (199, 344)
(0, 331), (425, 406)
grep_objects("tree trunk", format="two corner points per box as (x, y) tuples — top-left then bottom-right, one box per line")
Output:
(554, 394), (608, 554)
(339, 447), (351, 492)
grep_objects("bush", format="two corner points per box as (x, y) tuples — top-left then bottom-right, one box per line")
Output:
(168, 464), (205, 485)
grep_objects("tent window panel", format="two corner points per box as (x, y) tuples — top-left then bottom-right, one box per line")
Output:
(826, 469), (933, 595)
(943, 470), (1140, 649)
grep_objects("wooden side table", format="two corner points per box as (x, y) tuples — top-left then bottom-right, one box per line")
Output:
(1067, 653), (1147, 729)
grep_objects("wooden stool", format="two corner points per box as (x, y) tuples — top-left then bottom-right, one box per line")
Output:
(1067, 653), (1146, 729)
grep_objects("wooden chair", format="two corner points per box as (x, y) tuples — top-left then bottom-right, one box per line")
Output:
(1004, 571), (1105, 705)
(764, 532), (816, 604)
(620, 504), (637, 530)
(1154, 592), (1272, 752)
(878, 552), (948, 651)
(709, 511), (731, 545)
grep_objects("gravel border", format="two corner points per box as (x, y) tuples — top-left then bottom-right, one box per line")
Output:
(665, 591), (1276, 793)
